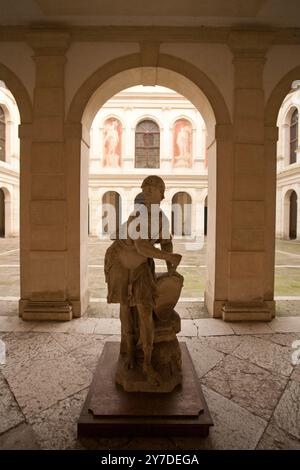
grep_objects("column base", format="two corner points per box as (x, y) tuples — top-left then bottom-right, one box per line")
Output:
(222, 301), (273, 322)
(204, 289), (223, 318)
(70, 289), (90, 318)
(20, 300), (72, 321)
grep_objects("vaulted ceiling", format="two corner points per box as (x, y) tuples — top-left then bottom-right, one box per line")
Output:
(0, 0), (300, 28)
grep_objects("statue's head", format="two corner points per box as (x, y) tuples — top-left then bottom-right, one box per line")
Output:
(141, 175), (165, 204)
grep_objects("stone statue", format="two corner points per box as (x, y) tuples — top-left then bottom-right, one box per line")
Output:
(104, 175), (184, 392)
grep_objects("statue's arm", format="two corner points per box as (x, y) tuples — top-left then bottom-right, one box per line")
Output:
(160, 239), (173, 272)
(134, 238), (173, 263)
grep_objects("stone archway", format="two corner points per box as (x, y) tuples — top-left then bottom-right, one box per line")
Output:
(0, 63), (33, 316)
(264, 66), (300, 304)
(65, 53), (232, 318)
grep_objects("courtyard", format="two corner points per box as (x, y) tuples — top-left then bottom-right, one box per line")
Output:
(0, 237), (300, 449)
(0, 237), (300, 318)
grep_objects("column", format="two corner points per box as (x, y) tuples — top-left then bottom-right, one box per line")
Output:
(222, 31), (275, 321)
(20, 32), (72, 320)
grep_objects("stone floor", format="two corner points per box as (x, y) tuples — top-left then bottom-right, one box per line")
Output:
(0, 237), (300, 449)
(0, 314), (300, 450)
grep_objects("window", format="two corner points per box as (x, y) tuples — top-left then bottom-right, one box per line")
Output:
(290, 108), (298, 164)
(0, 106), (5, 162)
(135, 119), (160, 168)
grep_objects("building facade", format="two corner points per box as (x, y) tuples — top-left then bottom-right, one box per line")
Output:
(0, 81), (20, 237)
(276, 85), (300, 240)
(88, 86), (208, 239)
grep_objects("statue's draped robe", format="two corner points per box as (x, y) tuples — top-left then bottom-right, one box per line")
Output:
(104, 209), (171, 307)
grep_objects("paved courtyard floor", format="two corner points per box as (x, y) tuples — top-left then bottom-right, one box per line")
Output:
(0, 237), (300, 318)
(0, 237), (300, 449)
(0, 316), (300, 449)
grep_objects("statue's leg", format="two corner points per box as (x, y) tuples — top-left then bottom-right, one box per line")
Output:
(120, 303), (135, 368)
(136, 303), (160, 384)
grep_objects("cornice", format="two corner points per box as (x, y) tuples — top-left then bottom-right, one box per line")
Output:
(277, 164), (300, 180)
(0, 25), (300, 45)
(88, 173), (208, 184)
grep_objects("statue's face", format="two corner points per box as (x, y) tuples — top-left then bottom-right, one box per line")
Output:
(142, 184), (163, 205)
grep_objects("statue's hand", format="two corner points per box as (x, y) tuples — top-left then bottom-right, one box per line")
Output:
(168, 253), (182, 270)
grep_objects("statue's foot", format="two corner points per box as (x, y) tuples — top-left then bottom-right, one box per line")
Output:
(124, 354), (136, 370)
(143, 364), (161, 385)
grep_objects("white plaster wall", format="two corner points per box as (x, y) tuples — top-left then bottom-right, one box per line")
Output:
(160, 43), (234, 119)
(65, 42), (139, 114)
(0, 42), (35, 103)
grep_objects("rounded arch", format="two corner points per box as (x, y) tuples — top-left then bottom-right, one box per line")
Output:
(171, 190), (192, 237)
(133, 114), (163, 131)
(0, 186), (12, 237)
(100, 113), (126, 130)
(283, 188), (299, 240)
(101, 190), (122, 237)
(283, 104), (300, 126)
(0, 63), (32, 123)
(265, 65), (300, 127)
(66, 53), (231, 142)
(170, 115), (196, 130)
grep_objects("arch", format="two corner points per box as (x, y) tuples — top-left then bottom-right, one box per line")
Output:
(0, 186), (12, 237)
(65, 52), (232, 318)
(289, 190), (298, 239)
(265, 65), (300, 127)
(282, 104), (300, 126)
(98, 113), (126, 130)
(171, 191), (192, 236)
(283, 188), (299, 240)
(133, 114), (164, 131)
(0, 63), (32, 123)
(101, 190), (121, 237)
(66, 53), (231, 135)
(170, 114), (196, 130)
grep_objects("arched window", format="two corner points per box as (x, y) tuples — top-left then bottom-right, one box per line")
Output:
(171, 192), (192, 236)
(290, 109), (298, 164)
(0, 106), (5, 162)
(135, 119), (160, 168)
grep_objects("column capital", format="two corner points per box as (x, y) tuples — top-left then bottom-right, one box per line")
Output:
(228, 30), (274, 60)
(215, 123), (233, 141)
(26, 31), (71, 56)
(139, 41), (160, 67)
(18, 122), (33, 139)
